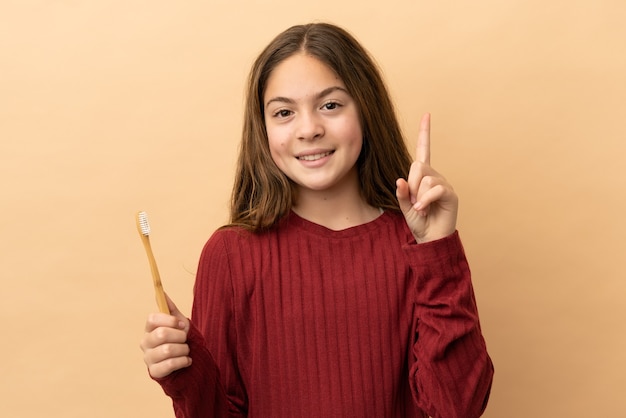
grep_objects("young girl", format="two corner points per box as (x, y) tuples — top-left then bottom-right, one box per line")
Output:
(140, 22), (494, 418)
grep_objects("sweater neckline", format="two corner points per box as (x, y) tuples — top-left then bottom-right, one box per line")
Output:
(285, 209), (395, 239)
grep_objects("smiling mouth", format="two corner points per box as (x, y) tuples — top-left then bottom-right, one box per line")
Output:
(296, 151), (334, 161)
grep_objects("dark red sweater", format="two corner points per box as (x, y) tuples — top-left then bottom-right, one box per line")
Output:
(157, 210), (493, 417)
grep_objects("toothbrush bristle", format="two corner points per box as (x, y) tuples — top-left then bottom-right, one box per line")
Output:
(138, 211), (151, 236)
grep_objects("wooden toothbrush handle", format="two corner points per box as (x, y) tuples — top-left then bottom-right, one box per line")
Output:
(141, 236), (170, 314)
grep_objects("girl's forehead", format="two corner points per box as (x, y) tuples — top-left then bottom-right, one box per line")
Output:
(264, 53), (345, 98)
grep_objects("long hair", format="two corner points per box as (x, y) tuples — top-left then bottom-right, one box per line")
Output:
(229, 23), (413, 231)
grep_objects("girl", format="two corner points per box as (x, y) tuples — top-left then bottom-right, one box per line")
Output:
(140, 22), (494, 418)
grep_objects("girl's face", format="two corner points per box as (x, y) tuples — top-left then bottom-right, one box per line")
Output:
(263, 53), (363, 196)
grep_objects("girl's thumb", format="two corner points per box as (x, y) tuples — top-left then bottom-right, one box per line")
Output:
(164, 293), (190, 332)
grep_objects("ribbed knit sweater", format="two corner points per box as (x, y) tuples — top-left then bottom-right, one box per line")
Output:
(157, 210), (493, 418)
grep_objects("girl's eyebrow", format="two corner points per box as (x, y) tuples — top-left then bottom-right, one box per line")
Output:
(265, 86), (348, 108)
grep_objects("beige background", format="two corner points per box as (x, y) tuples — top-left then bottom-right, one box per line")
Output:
(1, 1), (624, 417)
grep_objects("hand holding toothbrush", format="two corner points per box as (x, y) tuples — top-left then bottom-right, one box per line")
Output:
(140, 295), (192, 378)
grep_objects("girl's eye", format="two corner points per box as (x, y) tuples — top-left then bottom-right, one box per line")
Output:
(322, 101), (341, 111)
(274, 109), (293, 118)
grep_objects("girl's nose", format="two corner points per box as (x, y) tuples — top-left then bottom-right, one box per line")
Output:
(296, 112), (324, 141)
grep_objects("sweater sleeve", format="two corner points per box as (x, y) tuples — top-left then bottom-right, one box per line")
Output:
(154, 323), (230, 417)
(154, 230), (247, 417)
(405, 231), (494, 418)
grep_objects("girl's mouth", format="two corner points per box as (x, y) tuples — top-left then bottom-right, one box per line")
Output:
(296, 151), (334, 161)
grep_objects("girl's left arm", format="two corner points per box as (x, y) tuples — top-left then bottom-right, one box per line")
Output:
(397, 114), (493, 416)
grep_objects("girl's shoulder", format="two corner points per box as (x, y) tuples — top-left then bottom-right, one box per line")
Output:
(200, 222), (282, 257)
(203, 224), (256, 251)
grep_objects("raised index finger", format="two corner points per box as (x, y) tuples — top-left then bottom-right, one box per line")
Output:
(416, 113), (431, 165)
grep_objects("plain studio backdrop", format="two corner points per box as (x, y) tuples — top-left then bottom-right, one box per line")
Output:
(1, 1), (624, 417)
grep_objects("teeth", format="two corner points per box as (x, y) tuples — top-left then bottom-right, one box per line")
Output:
(298, 151), (332, 161)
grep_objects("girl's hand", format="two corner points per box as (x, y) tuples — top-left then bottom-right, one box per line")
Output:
(140, 294), (192, 378)
(396, 113), (459, 243)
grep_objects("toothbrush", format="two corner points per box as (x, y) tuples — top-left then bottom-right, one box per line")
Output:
(136, 211), (170, 314)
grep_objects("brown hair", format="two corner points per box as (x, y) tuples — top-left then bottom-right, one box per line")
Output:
(229, 23), (412, 231)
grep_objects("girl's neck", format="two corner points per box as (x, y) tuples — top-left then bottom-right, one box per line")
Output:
(291, 172), (381, 231)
